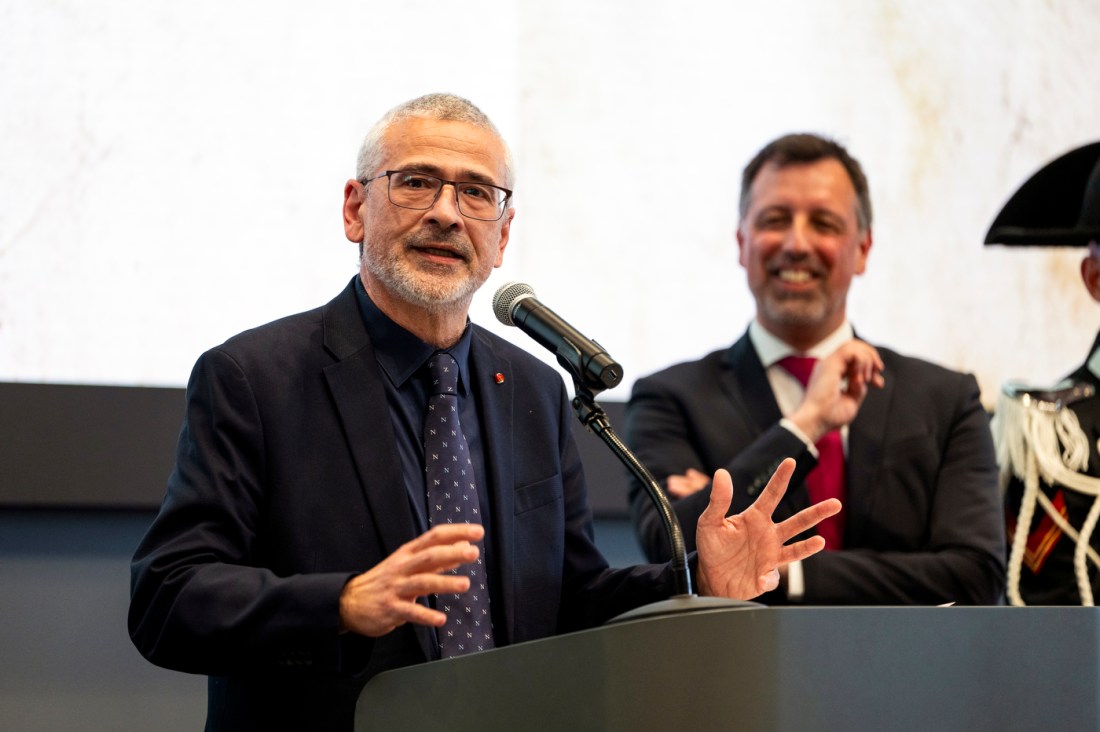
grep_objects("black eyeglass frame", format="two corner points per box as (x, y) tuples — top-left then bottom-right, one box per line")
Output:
(360, 170), (513, 221)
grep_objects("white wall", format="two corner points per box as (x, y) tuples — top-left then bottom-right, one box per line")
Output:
(2, 0), (1099, 405)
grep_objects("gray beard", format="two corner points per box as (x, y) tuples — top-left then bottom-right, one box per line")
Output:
(759, 292), (828, 329)
(362, 238), (480, 313)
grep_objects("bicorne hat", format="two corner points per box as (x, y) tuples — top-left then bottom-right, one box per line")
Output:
(985, 141), (1100, 247)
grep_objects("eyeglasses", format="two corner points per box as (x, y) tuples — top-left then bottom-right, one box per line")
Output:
(360, 170), (512, 221)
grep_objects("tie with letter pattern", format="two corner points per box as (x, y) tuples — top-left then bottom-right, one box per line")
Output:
(424, 352), (494, 656)
(777, 355), (846, 550)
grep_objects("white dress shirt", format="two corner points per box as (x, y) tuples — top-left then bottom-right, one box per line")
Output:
(746, 319), (856, 601)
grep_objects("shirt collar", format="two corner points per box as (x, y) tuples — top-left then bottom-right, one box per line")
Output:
(354, 276), (473, 395)
(748, 319), (855, 368)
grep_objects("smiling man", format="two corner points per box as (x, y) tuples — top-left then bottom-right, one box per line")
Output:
(128, 98), (841, 731)
(625, 133), (1007, 606)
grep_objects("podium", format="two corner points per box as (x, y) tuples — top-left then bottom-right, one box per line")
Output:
(357, 606), (1100, 731)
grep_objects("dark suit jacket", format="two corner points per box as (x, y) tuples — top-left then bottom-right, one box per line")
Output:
(129, 278), (676, 731)
(1007, 332), (1100, 605)
(625, 331), (1005, 605)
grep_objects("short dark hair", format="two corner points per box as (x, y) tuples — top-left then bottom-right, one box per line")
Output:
(739, 133), (872, 231)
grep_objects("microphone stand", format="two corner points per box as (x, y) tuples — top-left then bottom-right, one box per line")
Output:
(568, 375), (759, 622)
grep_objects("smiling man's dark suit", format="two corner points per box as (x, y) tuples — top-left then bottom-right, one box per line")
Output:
(129, 278), (676, 731)
(626, 330), (1006, 606)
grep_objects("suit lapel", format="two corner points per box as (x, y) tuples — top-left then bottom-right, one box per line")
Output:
(720, 333), (813, 516)
(468, 328), (517, 646)
(319, 282), (433, 658)
(323, 357), (417, 555)
(845, 350), (894, 544)
(722, 332), (784, 431)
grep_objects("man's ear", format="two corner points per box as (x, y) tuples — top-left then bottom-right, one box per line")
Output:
(343, 180), (366, 243)
(854, 228), (873, 276)
(492, 207), (515, 268)
(1081, 246), (1100, 303)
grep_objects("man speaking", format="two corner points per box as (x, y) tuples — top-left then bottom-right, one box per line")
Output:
(128, 94), (838, 731)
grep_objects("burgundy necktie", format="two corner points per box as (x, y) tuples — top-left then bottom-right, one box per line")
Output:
(777, 355), (846, 550)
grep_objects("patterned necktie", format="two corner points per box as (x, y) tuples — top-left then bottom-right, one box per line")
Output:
(424, 352), (494, 656)
(777, 355), (846, 550)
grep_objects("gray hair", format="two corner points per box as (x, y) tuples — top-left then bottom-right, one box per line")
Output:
(355, 93), (515, 190)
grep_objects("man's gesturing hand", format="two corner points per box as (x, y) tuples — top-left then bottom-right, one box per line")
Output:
(696, 459), (840, 600)
(789, 339), (885, 442)
(338, 523), (484, 637)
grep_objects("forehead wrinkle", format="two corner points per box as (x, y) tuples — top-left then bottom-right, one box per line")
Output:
(383, 120), (506, 179)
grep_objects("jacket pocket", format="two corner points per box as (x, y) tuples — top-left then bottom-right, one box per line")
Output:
(513, 474), (563, 515)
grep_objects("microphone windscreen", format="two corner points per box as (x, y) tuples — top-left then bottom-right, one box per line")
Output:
(492, 281), (536, 326)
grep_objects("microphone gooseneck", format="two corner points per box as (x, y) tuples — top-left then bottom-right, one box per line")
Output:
(491, 281), (694, 599)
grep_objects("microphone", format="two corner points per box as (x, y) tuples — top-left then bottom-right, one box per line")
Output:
(492, 282), (623, 392)
(493, 281), (707, 606)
